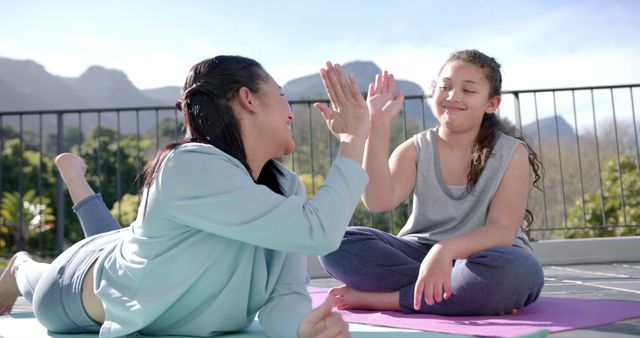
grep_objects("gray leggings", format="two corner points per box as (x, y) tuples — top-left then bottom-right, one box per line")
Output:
(14, 194), (123, 333)
(319, 226), (544, 315)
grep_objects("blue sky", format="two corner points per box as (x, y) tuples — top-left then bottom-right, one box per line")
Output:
(1, 0), (639, 94)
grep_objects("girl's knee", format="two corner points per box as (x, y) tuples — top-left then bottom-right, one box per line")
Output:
(463, 246), (544, 299)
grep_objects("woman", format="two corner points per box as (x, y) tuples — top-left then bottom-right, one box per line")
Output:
(0, 55), (369, 338)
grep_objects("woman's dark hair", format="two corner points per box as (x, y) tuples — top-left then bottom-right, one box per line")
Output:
(141, 55), (283, 195)
(440, 49), (543, 228)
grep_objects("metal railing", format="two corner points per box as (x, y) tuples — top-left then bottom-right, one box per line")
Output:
(1, 83), (639, 255)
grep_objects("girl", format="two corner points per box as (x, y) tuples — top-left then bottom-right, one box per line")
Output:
(320, 49), (544, 315)
(0, 55), (370, 338)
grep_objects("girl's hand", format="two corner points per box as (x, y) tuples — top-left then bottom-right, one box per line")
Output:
(413, 243), (453, 310)
(366, 71), (404, 125)
(298, 295), (350, 338)
(314, 62), (369, 143)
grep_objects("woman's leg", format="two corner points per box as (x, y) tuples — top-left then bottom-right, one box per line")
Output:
(30, 230), (124, 333)
(55, 153), (120, 237)
(400, 246), (545, 315)
(0, 252), (45, 315)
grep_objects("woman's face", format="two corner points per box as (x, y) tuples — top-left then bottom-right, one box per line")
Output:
(432, 61), (499, 135)
(254, 73), (296, 156)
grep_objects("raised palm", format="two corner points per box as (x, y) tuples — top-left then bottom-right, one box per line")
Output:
(366, 71), (404, 124)
(314, 62), (369, 142)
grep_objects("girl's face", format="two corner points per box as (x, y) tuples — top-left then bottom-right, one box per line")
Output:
(432, 61), (500, 135)
(254, 73), (296, 156)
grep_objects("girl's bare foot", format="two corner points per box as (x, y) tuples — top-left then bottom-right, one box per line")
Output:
(329, 285), (400, 311)
(0, 252), (33, 315)
(55, 153), (94, 204)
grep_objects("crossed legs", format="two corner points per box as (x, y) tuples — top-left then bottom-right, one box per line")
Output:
(320, 226), (544, 316)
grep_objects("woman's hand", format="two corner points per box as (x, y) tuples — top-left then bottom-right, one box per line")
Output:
(314, 62), (369, 143)
(413, 243), (454, 310)
(366, 71), (404, 125)
(298, 295), (350, 338)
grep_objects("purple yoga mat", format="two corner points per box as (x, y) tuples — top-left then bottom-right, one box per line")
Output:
(308, 287), (640, 337)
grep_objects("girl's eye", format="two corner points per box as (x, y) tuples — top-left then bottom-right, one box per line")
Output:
(463, 90), (477, 94)
(439, 86), (451, 91)
(280, 92), (286, 97)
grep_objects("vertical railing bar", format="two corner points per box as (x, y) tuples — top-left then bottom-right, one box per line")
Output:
(56, 112), (65, 254)
(290, 104), (296, 172)
(18, 114), (24, 250)
(97, 112), (102, 192)
(610, 88), (627, 224)
(513, 93), (522, 131)
(533, 92), (549, 229)
(116, 110), (122, 225)
(552, 92), (568, 227)
(136, 109), (141, 192)
(630, 87), (640, 181)
(78, 112), (83, 154)
(308, 103), (315, 194)
(420, 97), (427, 130)
(590, 90), (606, 226)
(155, 109), (160, 152)
(37, 113), (44, 252)
(571, 90), (587, 226)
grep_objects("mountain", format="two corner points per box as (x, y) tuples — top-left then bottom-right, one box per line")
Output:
(0, 58), (91, 110)
(142, 86), (182, 105)
(62, 66), (161, 108)
(522, 115), (576, 144)
(284, 60), (425, 99)
(0, 57), (436, 134)
(283, 61), (436, 126)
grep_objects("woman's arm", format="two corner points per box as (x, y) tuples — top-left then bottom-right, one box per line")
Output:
(157, 147), (368, 256)
(314, 62), (369, 165)
(258, 253), (349, 338)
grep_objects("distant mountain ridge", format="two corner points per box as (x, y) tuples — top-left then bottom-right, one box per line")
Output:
(0, 56), (576, 141)
(283, 60), (425, 100)
(0, 56), (437, 133)
(0, 57), (167, 111)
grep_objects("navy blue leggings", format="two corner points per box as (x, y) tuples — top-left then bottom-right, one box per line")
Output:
(319, 226), (544, 315)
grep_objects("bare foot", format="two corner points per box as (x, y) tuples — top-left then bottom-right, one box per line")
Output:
(0, 252), (33, 315)
(329, 285), (400, 311)
(55, 153), (94, 204)
(54, 153), (87, 183)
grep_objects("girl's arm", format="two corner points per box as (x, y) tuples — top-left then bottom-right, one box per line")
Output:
(413, 144), (530, 308)
(361, 71), (416, 212)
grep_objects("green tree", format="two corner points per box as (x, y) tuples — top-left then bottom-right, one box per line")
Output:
(1, 189), (55, 251)
(0, 139), (58, 252)
(563, 155), (640, 238)
(111, 193), (141, 227)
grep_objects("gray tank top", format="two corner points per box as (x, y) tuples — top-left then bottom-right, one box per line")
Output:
(397, 128), (531, 251)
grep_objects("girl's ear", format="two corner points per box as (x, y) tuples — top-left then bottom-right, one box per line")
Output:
(237, 87), (258, 113)
(486, 95), (501, 114)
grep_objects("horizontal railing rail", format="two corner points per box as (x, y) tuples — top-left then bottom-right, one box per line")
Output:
(1, 83), (639, 255)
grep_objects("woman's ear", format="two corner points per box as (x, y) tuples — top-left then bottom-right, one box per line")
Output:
(486, 95), (501, 114)
(237, 87), (258, 113)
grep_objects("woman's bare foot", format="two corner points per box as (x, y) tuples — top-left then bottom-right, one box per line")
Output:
(329, 285), (400, 311)
(0, 252), (33, 315)
(55, 153), (95, 204)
